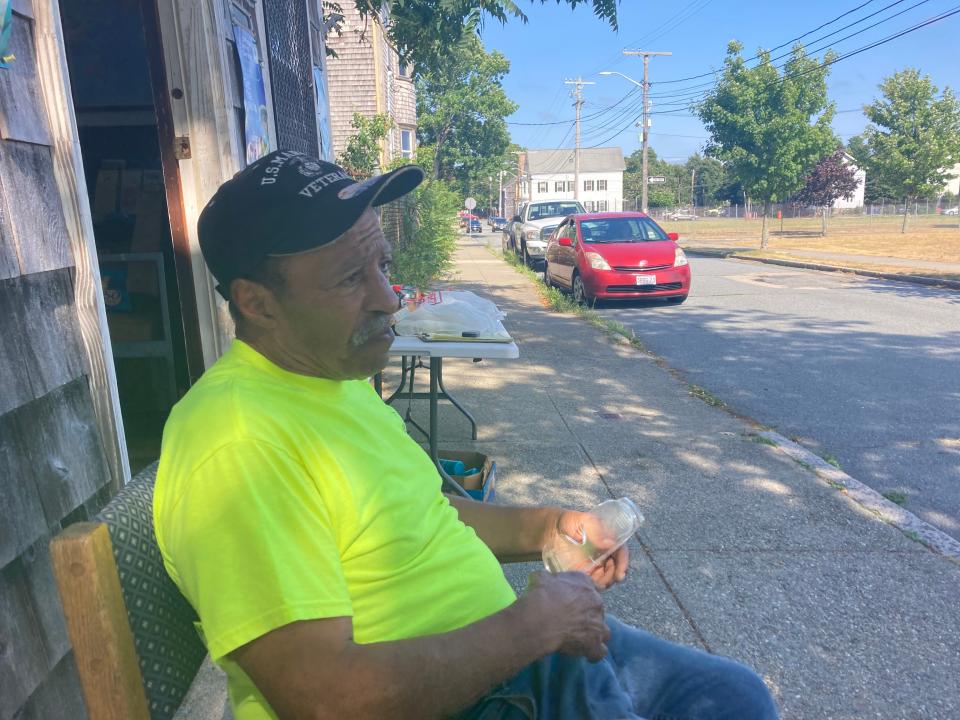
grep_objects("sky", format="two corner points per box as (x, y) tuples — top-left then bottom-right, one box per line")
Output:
(479, 0), (958, 165)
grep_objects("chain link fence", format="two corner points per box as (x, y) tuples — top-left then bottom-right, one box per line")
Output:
(631, 198), (958, 221)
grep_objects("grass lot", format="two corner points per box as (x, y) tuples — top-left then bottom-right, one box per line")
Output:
(661, 215), (960, 273)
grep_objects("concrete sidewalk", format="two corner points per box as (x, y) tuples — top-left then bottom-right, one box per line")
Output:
(387, 235), (960, 719)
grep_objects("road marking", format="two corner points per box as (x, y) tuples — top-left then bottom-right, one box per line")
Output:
(728, 274), (788, 289)
(726, 272), (857, 291)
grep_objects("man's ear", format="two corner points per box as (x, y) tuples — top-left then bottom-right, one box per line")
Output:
(230, 278), (281, 329)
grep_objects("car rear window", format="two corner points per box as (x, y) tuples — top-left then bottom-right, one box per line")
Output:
(578, 217), (669, 243)
(528, 203), (583, 220)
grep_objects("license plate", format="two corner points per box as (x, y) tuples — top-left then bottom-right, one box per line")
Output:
(635, 274), (657, 286)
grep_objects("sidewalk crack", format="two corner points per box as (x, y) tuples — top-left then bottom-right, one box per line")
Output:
(544, 389), (714, 653)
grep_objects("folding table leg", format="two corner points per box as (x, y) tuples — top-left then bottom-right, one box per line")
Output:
(402, 360), (430, 441)
(431, 357), (469, 497)
(436, 361), (478, 440)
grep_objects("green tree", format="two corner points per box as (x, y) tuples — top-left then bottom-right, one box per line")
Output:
(848, 69), (960, 232)
(415, 35), (518, 196)
(354, 0), (617, 70)
(337, 113), (393, 178)
(685, 154), (728, 208)
(622, 148), (680, 209)
(698, 41), (837, 247)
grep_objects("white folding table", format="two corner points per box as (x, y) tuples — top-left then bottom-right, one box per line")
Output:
(381, 332), (519, 496)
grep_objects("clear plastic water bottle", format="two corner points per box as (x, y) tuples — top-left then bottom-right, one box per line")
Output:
(542, 498), (644, 574)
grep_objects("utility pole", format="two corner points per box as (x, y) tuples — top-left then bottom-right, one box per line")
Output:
(498, 171), (503, 216)
(690, 168), (696, 212)
(565, 77), (594, 202)
(511, 149), (524, 216)
(622, 50), (671, 213)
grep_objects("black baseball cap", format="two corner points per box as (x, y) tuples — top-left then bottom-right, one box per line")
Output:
(197, 150), (424, 298)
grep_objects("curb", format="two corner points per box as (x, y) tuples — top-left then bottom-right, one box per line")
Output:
(490, 242), (960, 564)
(758, 431), (960, 562)
(684, 249), (960, 290)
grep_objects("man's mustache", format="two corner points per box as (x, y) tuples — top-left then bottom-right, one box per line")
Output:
(350, 314), (393, 347)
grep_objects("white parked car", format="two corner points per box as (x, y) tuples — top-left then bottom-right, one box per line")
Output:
(944, 206), (959, 216)
(506, 200), (586, 267)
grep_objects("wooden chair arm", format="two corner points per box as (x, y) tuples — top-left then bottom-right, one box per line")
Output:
(50, 522), (150, 720)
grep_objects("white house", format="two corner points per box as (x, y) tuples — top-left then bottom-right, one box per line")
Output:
(944, 163), (960, 196)
(833, 153), (866, 209)
(520, 148), (626, 212)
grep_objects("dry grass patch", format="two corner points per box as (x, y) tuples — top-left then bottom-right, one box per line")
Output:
(665, 215), (960, 264)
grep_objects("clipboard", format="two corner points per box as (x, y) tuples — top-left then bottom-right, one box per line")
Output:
(416, 333), (513, 343)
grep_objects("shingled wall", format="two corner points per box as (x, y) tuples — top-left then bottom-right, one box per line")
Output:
(323, 4), (416, 165)
(0, 3), (124, 717)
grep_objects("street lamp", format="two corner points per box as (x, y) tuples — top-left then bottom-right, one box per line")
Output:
(600, 50), (672, 213)
(599, 70), (651, 213)
(598, 70), (642, 88)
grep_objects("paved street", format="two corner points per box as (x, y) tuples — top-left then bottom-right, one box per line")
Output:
(420, 235), (960, 719)
(478, 231), (960, 540)
(595, 257), (960, 541)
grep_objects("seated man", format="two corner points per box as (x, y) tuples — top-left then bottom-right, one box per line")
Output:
(154, 150), (778, 720)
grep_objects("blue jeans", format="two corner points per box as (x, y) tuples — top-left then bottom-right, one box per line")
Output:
(458, 616), (779, 720)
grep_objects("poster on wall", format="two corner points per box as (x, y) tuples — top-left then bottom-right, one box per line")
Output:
(313, 66), (333, 162)
(233, 24), (270, 165)
(0, 0), (14, 68)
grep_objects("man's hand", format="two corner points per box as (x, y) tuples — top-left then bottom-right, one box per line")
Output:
(524, 571), (610, 662)
(551, 509), (630, 590)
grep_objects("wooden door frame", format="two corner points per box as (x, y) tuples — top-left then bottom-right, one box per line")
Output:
(144, 0), (281, 366)
(139, 0), (209, 382)
(147, 0), (343, 366)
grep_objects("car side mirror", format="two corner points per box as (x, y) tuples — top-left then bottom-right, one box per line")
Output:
(667, 232), (680, 241)
(558, 237), (573, 247)
(512, 215), (521, 223)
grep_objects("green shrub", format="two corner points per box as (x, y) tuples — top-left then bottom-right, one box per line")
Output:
(385, 148), (459, 289)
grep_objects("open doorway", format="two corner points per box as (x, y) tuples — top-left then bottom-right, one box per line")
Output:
(59, 0), (193, 473)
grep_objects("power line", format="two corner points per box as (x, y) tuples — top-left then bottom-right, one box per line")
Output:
(655, 0), (883, 86)
(510, 1), (955, 150)
(638, 0), (938, 110)
(506, 87), (640, 126)
(510, 0), (925, 130)
(580, 0), (714, 79)
(629, 0), (715, 48)
(581, 5), (960, 150)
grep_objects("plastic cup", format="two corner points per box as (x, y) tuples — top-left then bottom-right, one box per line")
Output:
(542, 498), (644, 574)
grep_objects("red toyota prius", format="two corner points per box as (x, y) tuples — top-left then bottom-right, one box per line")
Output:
(543, 212), (691, 304)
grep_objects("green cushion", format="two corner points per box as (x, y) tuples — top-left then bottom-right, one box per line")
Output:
(97, 462), (206, 720)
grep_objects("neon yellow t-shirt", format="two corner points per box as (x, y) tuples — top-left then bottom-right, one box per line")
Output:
(154, 340), (517, 719)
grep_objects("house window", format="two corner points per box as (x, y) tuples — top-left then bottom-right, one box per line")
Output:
(584, 180), (595, 192)
(597, 179), (608, 191)
(398, 61), (411, 78)
(537, 181), (548, 194)
(597, 200), (608, 211)
(400, 129), (413, 158)
(585, 201), (595, 211)
(555, 181), (565, 193)
(566, 181), (575, 192)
